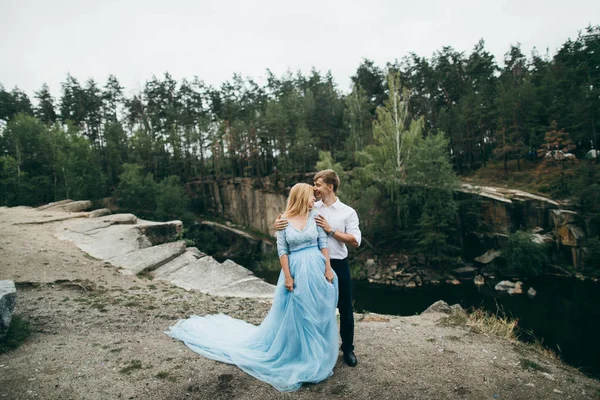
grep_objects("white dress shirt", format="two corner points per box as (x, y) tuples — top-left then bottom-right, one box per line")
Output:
(313, 198), (361, 260)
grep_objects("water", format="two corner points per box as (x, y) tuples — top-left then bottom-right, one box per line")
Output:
(254, 268), (600, 379)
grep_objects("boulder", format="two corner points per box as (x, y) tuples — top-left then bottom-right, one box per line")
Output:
(100, 214), (138, 224)
(63, 200), (93, 213)
(474, 250), (501, 265)
(508, 287), (523, 295)
(474, 275), (485, 286)
(527, 287), (537, 298)
(88, 208), (111, 218)
(0, 280), (17, 339)
(422, 300), (452, 315)
(36, 199), (73, 211)
(495, 280), (516, 292)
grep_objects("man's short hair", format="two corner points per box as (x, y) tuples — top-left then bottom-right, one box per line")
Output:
(314, 169), (340, 193)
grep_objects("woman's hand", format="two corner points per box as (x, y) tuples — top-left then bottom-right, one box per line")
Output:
(325, 269), (334, 284)
(285, 276), (294, 292)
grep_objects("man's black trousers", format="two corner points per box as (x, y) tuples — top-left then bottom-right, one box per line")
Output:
(330, 257), (354, 353)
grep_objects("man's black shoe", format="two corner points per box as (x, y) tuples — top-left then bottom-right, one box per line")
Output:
(343, 351), (358, 367)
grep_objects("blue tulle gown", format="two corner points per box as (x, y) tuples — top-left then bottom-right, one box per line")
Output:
(165, 210), (339, 392)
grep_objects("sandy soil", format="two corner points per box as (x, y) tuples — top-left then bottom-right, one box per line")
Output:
(1, 206), (599, 400)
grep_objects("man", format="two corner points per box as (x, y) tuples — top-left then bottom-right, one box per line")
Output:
(275, 169), (361, 367)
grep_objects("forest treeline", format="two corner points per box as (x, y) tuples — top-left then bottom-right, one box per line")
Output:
(1, 25), (599, 270)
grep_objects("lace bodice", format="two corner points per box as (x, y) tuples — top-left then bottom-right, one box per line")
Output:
(276, 210), (328, 257)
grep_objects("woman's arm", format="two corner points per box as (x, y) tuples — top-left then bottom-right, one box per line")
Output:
(321, 248), (334, 283)
(316, 218), (334, 283)
(276, 228), (294, 292)
(279, 254), (294, 292)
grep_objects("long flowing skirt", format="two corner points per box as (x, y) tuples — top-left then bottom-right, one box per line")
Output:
(165, 246), (339, 392)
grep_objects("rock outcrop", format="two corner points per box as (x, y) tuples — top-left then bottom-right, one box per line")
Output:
(153, 254), (275, 298)
(188, 178), (287, 236)
(51, 207), (276, 298)
(0, 280), (17, 339)
(189, 179), (589, 273)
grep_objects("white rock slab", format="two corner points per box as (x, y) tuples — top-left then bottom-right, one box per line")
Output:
(153, 247), (206, 279)
(57, 223), (153, 260)
(157, 257), (275, 298)
(109, 241), (187, 275)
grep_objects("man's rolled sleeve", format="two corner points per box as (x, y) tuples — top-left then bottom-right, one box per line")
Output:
(346, 210), (362, 246)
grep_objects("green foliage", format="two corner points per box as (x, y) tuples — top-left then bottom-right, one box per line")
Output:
(354, 72), (425, 233)
(406, 132), (461, 266)
(116, 164), (157, 217)
(155, 175), (194, 226)
(255, 250), (281, 272)
(583, 237), (600, 272)
(501, 231), (549, 276)
(46, 123), (106, 201)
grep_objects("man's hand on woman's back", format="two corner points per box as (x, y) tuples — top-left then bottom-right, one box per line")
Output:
(274, 214), (288, 231)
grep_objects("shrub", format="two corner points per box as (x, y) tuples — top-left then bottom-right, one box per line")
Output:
(155, 175), (194, 226)
(115, 164), (156, 216)
(583, 237), (600, 273)
(501, 231), (549, 276)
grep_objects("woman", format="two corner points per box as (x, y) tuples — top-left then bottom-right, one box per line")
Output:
(165, 183), (339, 392)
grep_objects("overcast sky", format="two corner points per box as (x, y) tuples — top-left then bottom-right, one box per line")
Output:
(1, 0), (598, 99)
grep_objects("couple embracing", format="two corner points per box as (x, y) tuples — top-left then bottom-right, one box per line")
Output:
(166, 169), (361, 392)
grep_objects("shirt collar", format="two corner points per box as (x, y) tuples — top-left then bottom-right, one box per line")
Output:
(316, 197), (339, 210)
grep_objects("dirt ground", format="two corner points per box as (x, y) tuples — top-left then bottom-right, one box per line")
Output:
(1, 206), (600, 400)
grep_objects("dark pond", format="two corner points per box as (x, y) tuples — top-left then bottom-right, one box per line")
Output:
(253, 268), (600, 380)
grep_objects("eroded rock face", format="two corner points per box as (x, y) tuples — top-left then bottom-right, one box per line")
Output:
(188, 178), (287, 236)
(137, 220), (183, 245)
(0, 280), (17, 339)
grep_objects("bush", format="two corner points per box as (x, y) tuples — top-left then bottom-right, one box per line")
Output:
(155, 175), (194, 226)
(501, 231), (549, 276)
(583, 237), (600, 273)
(579, 183), (600, 215)
(115, 164), (157, 217)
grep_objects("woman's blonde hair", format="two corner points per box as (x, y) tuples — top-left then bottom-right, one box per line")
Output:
(283, 183), (314, 218)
